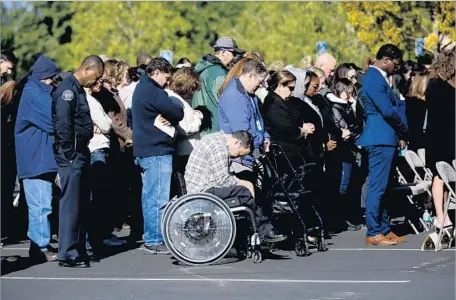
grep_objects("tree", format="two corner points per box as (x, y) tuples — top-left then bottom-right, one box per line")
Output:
(61, 2), (198, 70)
(343, 1), (454, 58)
(209, 2), (370, 67)
(1, 1), (73, 78)
(425, 2), (455, 52)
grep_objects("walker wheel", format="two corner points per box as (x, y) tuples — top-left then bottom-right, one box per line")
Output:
(295, 238), (309, 257)
(252, 251), (262, 263)
(317, 232), (327, 252)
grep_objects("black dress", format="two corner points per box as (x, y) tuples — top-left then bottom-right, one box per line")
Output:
(405, 96), (427, 152)
(425, 78), (455, 175)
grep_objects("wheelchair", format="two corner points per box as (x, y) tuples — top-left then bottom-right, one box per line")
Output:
(161, 144), (326, 266)
(260, 144), (327, 256)
(161, 192), (263, 266)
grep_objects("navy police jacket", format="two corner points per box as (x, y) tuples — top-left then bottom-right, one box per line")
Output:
(52, 75), (93, 160)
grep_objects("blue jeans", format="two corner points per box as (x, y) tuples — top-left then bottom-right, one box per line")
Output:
(136, 155), (172, 246)
(364, 146), (396, 237)
(23, 173), (56, 250)
(339, 162), (353, 195)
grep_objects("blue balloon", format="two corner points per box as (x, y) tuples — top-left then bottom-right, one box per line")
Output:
(415, 38), (425, 57)
(316, 41), (328, 57)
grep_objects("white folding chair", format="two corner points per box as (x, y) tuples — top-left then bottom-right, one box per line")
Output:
(401, 150), (435, 232)
(431, 162), (456, 250)
(404, 150), (433, 196)
(416, 148), (434, 180)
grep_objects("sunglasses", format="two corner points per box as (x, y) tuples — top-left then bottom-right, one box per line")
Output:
(287, 85), (295, 92)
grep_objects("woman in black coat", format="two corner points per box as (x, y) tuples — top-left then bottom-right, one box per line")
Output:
(262, 70), (311, 154)
(425, 49), (455, 229)
(328, 79), (364, 230)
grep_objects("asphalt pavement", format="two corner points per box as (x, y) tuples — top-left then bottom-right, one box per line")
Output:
(1, 228), (455, 300)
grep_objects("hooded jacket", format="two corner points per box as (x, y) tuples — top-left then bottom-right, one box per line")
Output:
(192, 54), (228, 134)
(15, 56), (58, 178)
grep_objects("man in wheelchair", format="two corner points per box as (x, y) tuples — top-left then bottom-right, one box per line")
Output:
(185, 130), (287, 243)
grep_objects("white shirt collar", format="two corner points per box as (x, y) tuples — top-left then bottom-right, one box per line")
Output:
(369, 66), (388, 83)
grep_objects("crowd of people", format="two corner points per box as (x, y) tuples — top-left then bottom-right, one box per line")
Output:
(0, 36), (454, 268)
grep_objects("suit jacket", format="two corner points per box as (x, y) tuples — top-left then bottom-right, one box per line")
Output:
(356, 67), (408, 147)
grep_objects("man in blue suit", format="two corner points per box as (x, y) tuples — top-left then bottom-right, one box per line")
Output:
(357, 44), (409, 246)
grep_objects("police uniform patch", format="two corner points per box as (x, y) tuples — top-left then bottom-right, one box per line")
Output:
(62, 90), (74, 101)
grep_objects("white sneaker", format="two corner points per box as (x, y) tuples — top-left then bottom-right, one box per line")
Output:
(103, 236), (127, 247)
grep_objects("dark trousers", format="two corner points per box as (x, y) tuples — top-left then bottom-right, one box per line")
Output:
(118, 149), (143, 237)
(171, 155), (189, 198)
(88, 149), (110, 251)
(54, 147), (90, 260)
(205, 185), (272, 237)
(364, 146), (396, 237)
(1, 147), (17, 238)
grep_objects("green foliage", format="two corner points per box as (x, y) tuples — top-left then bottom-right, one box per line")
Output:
(2, 1), (453, 77)
(215, 2), (370, 67)
(1, 1), (73, 78)
(343, 1), (454, 58)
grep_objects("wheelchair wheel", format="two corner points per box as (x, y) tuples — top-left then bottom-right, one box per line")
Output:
(161, 198), (180, 234)
(162, 193), (236, 266)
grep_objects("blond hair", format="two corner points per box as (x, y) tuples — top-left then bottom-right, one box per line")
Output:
(409, 72), (429, 100)
(268, 61), (285, 72)
(0, 81), (16, 106)
(308, 66), (326, 79)
(299, 55), (313, 69)
(243, 51), (265, 63)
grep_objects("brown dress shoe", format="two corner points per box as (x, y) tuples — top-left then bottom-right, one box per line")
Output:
(366, 234), (397, 246)
(384, 232), (406, 244)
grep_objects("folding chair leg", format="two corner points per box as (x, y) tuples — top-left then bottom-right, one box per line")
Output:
(419, 217), (430, 232)
(436, 197), (454, 250)
(407, 219), (420, 235)
(406, 195), (429, 232)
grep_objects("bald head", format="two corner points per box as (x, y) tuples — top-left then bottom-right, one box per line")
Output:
(137, 53), (152, 67)
(80, 55), (104, 71)
(75, 55), (104, 88)
(315, 53), (337, 78)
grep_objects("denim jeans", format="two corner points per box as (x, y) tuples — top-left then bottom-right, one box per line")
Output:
(339, 162), (353, 195)
(136, 155), (172, 246)
(23, 173), (56, 250)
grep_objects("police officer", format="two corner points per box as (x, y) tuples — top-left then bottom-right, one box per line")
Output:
(52, 55), (104, 268)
